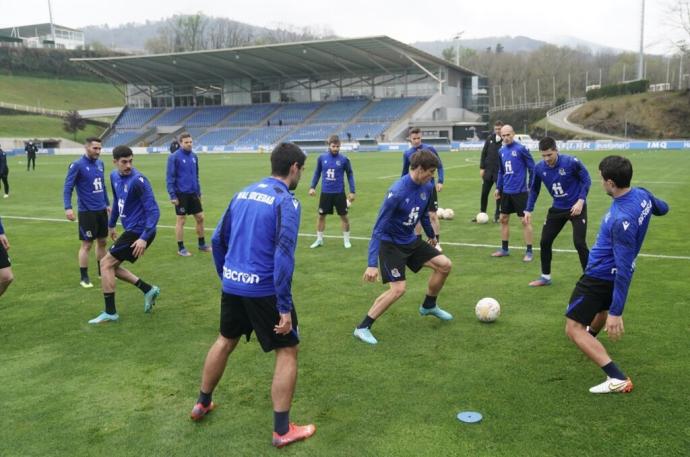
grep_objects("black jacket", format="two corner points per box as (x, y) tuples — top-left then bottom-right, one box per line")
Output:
(25, 143), (38, 156)
(480, 134), (502, 175)
(0, 149), (7, 176)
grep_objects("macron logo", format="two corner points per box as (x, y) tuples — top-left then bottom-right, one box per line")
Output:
(622, 221), (630, 231)
(223, 267), (260, 284)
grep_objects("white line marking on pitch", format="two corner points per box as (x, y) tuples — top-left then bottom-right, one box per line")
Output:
(4, 214), (688, 261)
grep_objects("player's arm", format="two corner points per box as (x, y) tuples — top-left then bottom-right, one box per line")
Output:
(274, 197), (300, 318)
(63, 162), (79, 220)
(495, 158), (504, 198)
(165, 154), (177, 202)
(107, 177), (120, 229)
(479, 139), (489, 172)
(309, 156), (323, 193)
(0, 218), (8, 250)
(523, 147), (536, 189)
(211, 199), (234, 278)
(420, 200), (436, 241)
(401, 152), (411, 177)
(195, 154), (202, 197)
(137, 176), (160, 244)
(649, 192), (670, 216)
(345, 158), (356, 195)
(524, 165), (542, 222)
(608, 218), (639, 319)
(366, 192), (398, 277)
(432, 147), (444, 188)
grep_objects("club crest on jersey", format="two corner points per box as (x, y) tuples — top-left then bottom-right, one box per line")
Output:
(420, 192), (427, 201)
(336, 160), (341, 166)
(559, 168), (566, 175)
(387, 192), (393, 199)
(512, 151), (517, 157)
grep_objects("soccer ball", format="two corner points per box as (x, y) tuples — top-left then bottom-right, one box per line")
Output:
(476, 212), (489, 224)
(437, 207), (446, 219)
(475, 297), (500, 322)
(444, 208), (455, 220)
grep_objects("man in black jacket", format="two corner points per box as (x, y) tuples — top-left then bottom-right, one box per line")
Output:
(25, 140), (38, 171)
(474, 121), (503, 222)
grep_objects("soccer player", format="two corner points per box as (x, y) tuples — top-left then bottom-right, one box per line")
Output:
(354, 149), (453, 345)
(565, 155), (668, 394)
(0, 146), (9, 198)
(0, 217), (14, 298)
(524, 137), (591, 286)
(474, 120), (503, 223)
(25, 140), (38, 171)
(308, 135), (356, 249)
(166, 132), (211, 256)
(492, 124), (535, 261)
(63, 137), (111, 288)
(88, 146), (160, 324)
(190, 143), (315, 449)
(402, 128), (444, 250)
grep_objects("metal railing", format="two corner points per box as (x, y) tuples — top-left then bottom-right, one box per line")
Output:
(489, 99), (556, 113)
(0, 101), (66, 117)
(546, 97), (587, 118)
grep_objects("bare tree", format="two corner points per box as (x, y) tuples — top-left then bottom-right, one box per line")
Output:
(63, 111), (87, 141)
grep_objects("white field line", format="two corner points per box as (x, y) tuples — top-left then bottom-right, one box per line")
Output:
(4, 214), (689, 261)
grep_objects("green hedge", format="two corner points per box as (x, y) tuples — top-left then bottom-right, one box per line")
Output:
(0, 47), (123, 80)
(586, 79), (649, 100)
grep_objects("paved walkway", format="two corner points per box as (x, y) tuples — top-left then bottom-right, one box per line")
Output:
(547, 104), (627, 140)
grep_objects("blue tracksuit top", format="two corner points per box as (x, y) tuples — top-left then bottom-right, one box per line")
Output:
(526, 154), (591, 212)
(497, 141), (535, 194)
(309, 151), (355, 194)
(402, 143), (444, 184)
(63, 155), (110, 211)
(212, 177), (301, 313)
(368, 174), (435, 267)
(584, 187), (669, 316)
(108, 168), (160, 242)
(166, 149), (201, 198)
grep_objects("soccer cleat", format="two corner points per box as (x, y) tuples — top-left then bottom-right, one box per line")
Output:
(309, 239), (323, 249)
(88, 311), (119, 324)
(523, 251), (534, 262)
(272, 423), (316, 448)
(353, 327), (378, 345)
(198, 245), (212, 252)
(528, 276), (552, 287)
(190, 401), (215, 421)
(491, 249), (510, 257)
(589, 377), (633, 394)
(343, 239), (352, 249)
(177, 248), (192, 257)
(144, 286), (160, 313)
(80, 280), (94, 289)
(3, 194), (8, 198)
(419, 305), (453, 321)
(435, 242), (443, 252)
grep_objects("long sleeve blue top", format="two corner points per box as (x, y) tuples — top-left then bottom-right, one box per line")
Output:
(585, 187), (669, 316)
(497, 141), (535, 194)
(108, 168), (160, 242)
(166, 149), (201, 198)
(211, 177), (301, 314)
(367, 174), (435, 267)
(526, 154), (591, 212)
(309, 151), (355, 193)
(63, 155), (110, 211)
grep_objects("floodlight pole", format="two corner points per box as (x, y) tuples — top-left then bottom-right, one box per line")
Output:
(454, 32), (464, 66)
(637, 0), (645, 81)
(47, 0), (56, 45)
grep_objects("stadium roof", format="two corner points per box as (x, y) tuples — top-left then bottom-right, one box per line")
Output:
(0, 23), (82, 37)
(71, 36), (482, 86)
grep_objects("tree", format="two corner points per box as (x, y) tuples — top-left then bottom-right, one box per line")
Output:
(63, 111), (87, 141)
(442, 46), (456, 63)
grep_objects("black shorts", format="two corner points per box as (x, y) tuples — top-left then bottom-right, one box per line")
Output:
(78, 209), (109, 241)
(318, 192), (348, 216)
(379, 238), (441, 284)
(220, 292), (300, 352)
(429, 186), (439, 212)
(500, 192), (528, 216)
(175, 193), (203, 216)
(565, 275), (614, 325)
(108, 230), (156, 263)
(0, 244), (10, 269)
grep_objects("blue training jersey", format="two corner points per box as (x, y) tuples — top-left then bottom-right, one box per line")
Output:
(402, 143), (444, 184)
(367, 174), (435, 267)
(109, 168), (160, 241)
(166, 149), (201, 198)
(212, 177), (301, 313)
(63, 155), (110, 211)
(585, 187), (669, 316)
(527, 154), (591, 212)
(309, 151), (355, 194)
(497, 141), (535, 194)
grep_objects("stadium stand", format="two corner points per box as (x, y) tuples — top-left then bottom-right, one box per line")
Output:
(195, 128), (249, 147)
(222, 104), (280, 126)
(339, 123), (389, 140)
(267, 102), (322, 125)
(287, 123), (342, 142)
(114, 108), (162, 128)
(311, 99), (368, 123)
(185, 106), (237, 127)
(358, 97), (422, 122)
(148, 107), (196, 127)
(233, 126), (293, 147)
(103, 129), (144, 148)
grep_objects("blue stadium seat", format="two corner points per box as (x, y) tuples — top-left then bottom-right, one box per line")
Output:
(287, 124), (342, 142)
(148, 107), (197, 127)
(114, 108), (163, 129)
(222, 104), (280, 126)
(268, 103), (322, 125)
(196, 128), (249, 146)
(185, 106), (236, 127)
(311, 100), (368, 123)
(232, 126), (293, 147)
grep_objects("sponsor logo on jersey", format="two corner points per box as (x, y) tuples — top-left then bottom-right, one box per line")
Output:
(223, 266), (260, 284)
(237, 191), (275, 205)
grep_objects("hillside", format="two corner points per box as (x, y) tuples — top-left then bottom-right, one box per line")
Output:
(568, 91), (690, 139)
(0, 75), (124, 110)
(0, 114), (105, 143)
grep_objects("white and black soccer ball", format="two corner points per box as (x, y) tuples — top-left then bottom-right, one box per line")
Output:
(475, 297), (500, 322)
(437, 207), (446, 219)
(476, 212), (489, 224)
(444, 208), (455, 220)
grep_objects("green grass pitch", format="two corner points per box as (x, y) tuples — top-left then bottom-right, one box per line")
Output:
(0, 149), (688, 456)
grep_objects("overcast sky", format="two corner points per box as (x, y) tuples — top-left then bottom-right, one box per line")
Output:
(0, 0), (686, 55)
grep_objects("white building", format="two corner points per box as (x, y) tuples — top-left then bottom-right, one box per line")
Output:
(0, 23), (84, 50)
